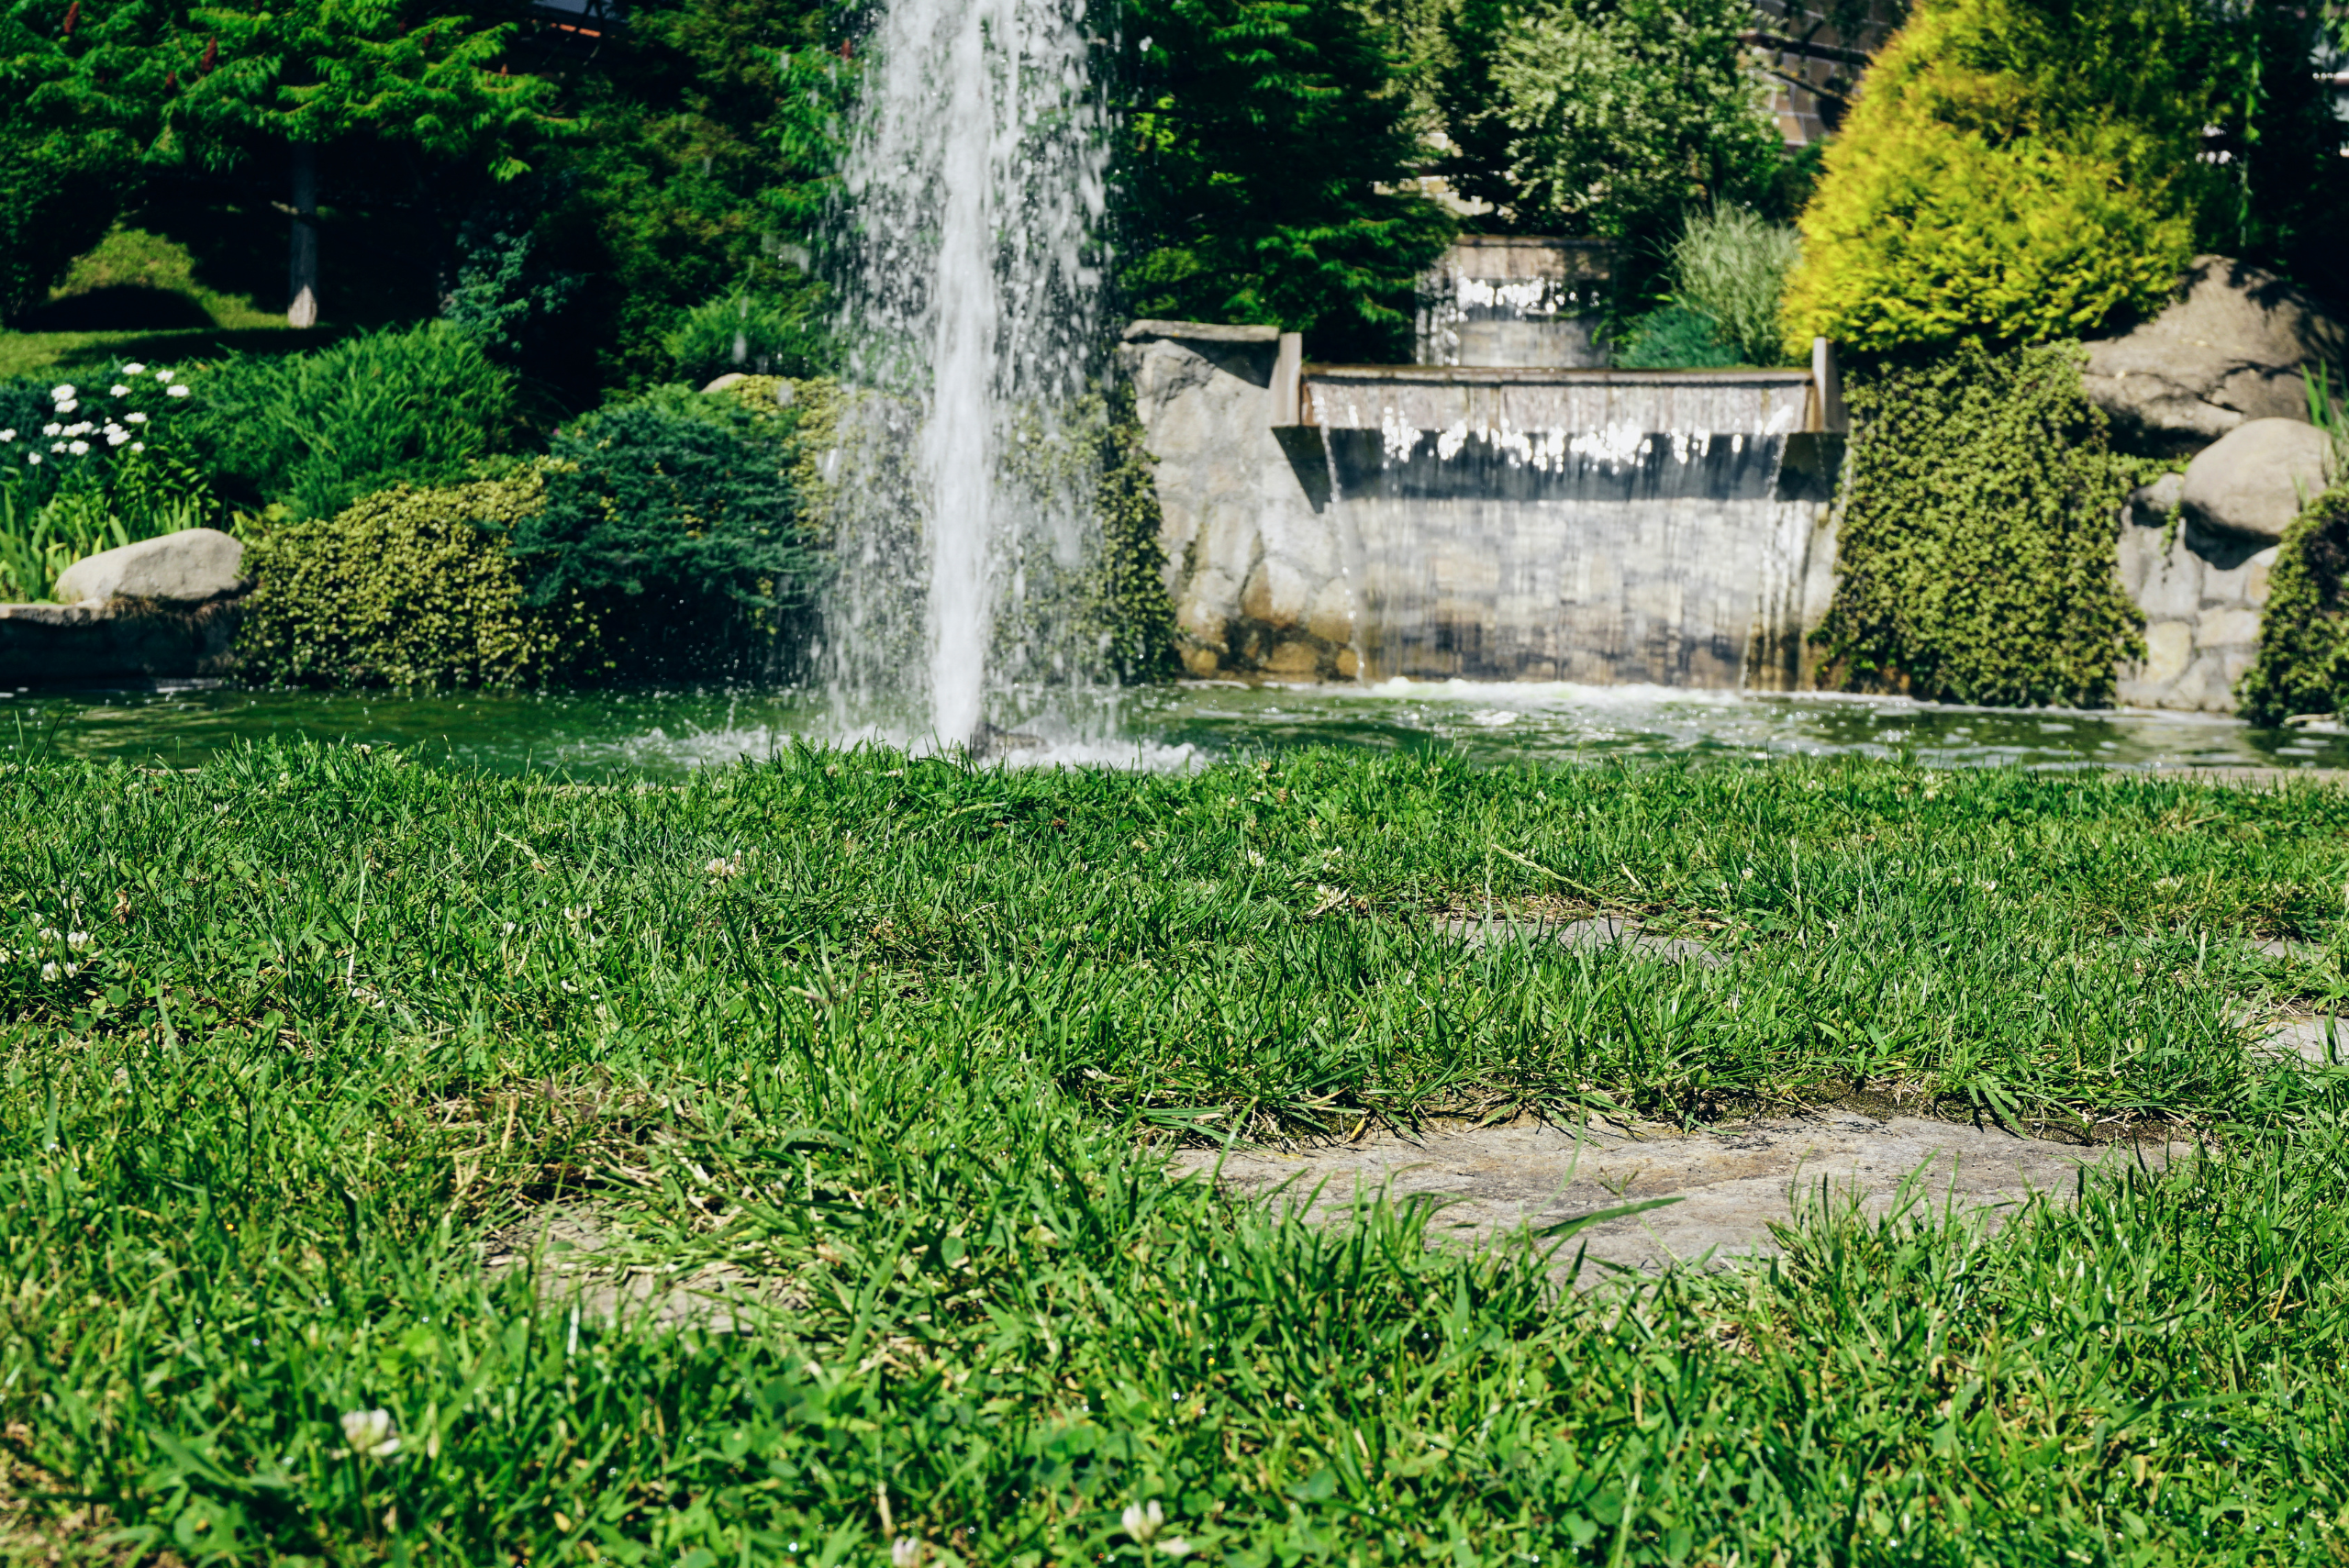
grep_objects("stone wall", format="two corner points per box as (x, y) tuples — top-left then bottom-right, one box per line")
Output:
(1119, 322), (1356, 679)
(1121, 320), (1842, 687)
(2114, 477), (2274, 712)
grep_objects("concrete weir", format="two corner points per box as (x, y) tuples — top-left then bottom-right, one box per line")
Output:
(1121, 320), (1847, 687)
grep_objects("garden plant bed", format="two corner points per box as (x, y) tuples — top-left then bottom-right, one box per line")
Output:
(1, 745), (2345, 1563)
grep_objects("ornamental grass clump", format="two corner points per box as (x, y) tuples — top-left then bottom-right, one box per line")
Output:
(237, 472), (603, 688)
(181, 323), (520, 522)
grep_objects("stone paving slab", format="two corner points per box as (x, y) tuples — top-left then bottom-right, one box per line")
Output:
(1436, 915), (1723, 967)
(1173, 1112), (2182, 1276)
(2256, 1012), (2346, 1065)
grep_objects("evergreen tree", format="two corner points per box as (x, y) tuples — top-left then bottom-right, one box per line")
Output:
(1115, 0), (1454, 360)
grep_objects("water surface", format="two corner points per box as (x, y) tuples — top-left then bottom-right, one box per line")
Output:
(6, 678), (2343, 779)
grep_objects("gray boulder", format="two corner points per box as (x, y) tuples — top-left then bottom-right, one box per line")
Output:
(2179, 417), (2335, 543)
(2082, 256), (2349, 454)
(54, 527), (247, 606)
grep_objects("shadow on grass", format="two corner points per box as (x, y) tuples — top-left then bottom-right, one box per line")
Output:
(0, 322), (360, 379)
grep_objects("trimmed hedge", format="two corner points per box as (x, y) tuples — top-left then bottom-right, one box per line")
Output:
(1813, 341), (2146, 707)
(2238, 488), (2349, 726)
(238, 473), (602, 689)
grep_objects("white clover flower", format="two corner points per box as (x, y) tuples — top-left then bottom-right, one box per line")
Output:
(26, 453), (39, 466)
(65, 931), (93, 951)
(890, 1540), (923, 1568)
(338, 1408), (401, 1460)
(61, 962), (78, 978)
(126, 411), (147, 424)
(122, 361), (145, 375)
(1122, 1502), (1164, 1544)
(129, 441), (144, 453)
(66, 441), (88, 456)
(109, 384), (130, 397)
(39, 928), (61, 942)
(40, 423), (60, 438)
(49, 384), (73, 402)
(167, 384), (190, 397)
(39, 962), (58, 982)
(1157, 1543), (1192, 1558)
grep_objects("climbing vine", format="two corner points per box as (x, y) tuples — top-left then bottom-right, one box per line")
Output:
(1815, 340), (2148, 707)
(2238, 487), (2349, 725)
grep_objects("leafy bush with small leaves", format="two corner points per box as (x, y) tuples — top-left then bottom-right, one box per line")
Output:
(237, 473), (602, 688)
(2238, 487), (2349, 726)
(1815, 341), (2146, 706)
(182, 324), (520, 523)
(1488, 0), (1782, 247)
(511, 388), (826, 676)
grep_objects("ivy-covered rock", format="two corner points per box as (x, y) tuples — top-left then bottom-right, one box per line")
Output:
(237, 473), (603, 688)
(1812, 340), (2147, 707)
(2238, 488), (2349, 726)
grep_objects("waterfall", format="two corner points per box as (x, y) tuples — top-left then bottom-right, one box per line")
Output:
(829, 0), (1108, 748)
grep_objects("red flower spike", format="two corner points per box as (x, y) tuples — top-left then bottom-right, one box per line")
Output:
(61, 0), (77, 37)
(201, 36), (217, 71)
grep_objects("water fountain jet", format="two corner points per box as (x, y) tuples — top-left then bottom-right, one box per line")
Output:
(829, 0), (1108, 751)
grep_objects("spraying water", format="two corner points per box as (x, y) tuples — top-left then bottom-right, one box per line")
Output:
(830, 0), (1108, 748)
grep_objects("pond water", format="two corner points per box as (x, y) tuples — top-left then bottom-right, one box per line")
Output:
(6, 678), (2345, 779)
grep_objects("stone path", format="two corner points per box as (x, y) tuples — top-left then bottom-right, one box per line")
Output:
(483, 1207), (794, 1331)
(1172, 1111), (2182, 1277)
(1437, 914), (1722, 967)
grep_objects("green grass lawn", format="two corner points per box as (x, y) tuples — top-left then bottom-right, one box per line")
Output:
(2, 744), (2345, 1565)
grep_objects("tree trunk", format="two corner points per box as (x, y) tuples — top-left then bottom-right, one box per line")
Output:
(287, 139), (319, 328)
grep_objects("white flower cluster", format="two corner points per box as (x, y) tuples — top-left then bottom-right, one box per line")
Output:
(2, 368), (183, 468)
(0, 926), (96, 982)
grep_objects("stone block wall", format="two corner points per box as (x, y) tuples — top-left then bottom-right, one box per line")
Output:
(1119, 322), (1360, 679)
(2114, 484), (2275, 712)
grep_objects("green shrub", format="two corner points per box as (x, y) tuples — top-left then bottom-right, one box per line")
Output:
(237, 473), (601, 688)
(1487, 0), (1782, 246)
(2238, 489), (2349, 727)
(1781, 0), (2208, 355)
(1669, 207), (1800, 367)
(1612, 304), (1741, 369)
(0, 127), (138, 327)
(666, 286), (833, 385)
(183, 324), (519, 522)
(512, 388), (826, 675)
(1084, 390), (1181, 684)
(1814, 340), (2145, 707)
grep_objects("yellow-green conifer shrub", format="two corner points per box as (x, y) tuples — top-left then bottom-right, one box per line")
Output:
(238, 473), (605, 688)
(1781, 0), (2207, 355)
